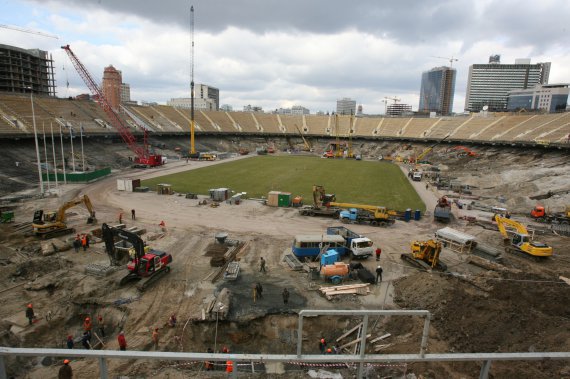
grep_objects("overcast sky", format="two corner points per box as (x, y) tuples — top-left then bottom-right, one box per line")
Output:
(1, 0), (569, 114)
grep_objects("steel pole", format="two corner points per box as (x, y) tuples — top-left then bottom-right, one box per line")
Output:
(50, 123), (59, 189)
(42, 122), (50, 191)
(59, 124), (67, 184)
(30, 90), (44, 194)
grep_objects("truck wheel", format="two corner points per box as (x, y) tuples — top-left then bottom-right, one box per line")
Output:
(334, 211), (340, 218)
(561, 220), (569, 225)
(341, 218), (349, 224)
(331, 276), (342, 285)
(308, 211), (315, 216)
(370, 221), (378, 226)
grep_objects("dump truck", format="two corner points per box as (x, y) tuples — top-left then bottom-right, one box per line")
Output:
(326, 226), (374, 259)
(529, 205), (570, 224)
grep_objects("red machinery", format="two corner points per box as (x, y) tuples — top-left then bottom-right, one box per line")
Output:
(61, 45), (162, 167)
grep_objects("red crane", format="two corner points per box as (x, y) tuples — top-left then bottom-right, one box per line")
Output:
(61, 45), (162, 167)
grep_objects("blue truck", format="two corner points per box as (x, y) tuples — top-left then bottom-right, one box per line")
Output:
(326, 226), (374, 259)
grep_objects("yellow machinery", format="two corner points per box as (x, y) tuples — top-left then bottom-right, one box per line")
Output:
(32, 194), (96, 239)
(298, 185), (340, 217)
(329, 202), (397, 226)
(494, 215), (553, 259)
(400, 239), (447, 271)
(295, 125), (312, 152)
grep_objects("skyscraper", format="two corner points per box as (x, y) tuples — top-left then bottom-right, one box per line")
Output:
(102, 65), (122, 110)
(336, 98), (356, 115)
(419, 67), (456, 115)
(464, 56), (550, 112)
(0, 44), (56, 95)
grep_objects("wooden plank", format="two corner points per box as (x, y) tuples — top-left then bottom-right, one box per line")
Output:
(369, 333), (391, 344)
(339, 333), (371, 350)
(335, 323), (363, 342)
(560, 276), (570, 286)
(374, 343), (393, 351)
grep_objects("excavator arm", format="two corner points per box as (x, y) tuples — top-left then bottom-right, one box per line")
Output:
(56, 195), (96, 223)
(495, 215), (529, 238)
(102, 223), (146, 267)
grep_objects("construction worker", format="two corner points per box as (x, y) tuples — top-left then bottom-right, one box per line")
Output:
(81, 234), (87, 252)
(205, 347), (214, 371)
(159, 220), (166, 232)
(81, 331), (91, 349)
(375, 247), (382, 261)
(66, 335), (74, 349)
(252, 284), (257, 303)
(131, 209), (136, 220)
(73, 235), (81, 253)
(168, 314), (177, 327)
(282, 288), (290, 304)
(118, 212), (123, 224)
(152, 327), (159, 350)
(222, 346), (229, 353)
(118, 331), (127, 351)
(259, 257), (267, 273)
(83, 317), (92, 332)
(58, 359), (73, 379)
(25, 303), (34, 325)
(375, 266), (383, 285)
(225, 360), (234, 373)
(255, 282), (263, 299)
(319, 338), (326, 354)
(326, 348), (333, 354)
(97, 315), (105, 337)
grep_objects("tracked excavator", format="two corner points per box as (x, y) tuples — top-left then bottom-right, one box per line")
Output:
(32, 194), (96, 239)
(400, 239), (447, 271)
(102, 223), (173, 291)
(494, 215), (553, 260)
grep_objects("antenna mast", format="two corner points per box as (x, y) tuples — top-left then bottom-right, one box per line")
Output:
(190, 5), (196, 155)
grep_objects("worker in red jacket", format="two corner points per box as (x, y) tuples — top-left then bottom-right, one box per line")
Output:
(375, 247), (382, 261)
(118, 331), (127, 351)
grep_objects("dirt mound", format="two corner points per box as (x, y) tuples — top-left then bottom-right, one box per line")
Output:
(394, 271), (570, 378)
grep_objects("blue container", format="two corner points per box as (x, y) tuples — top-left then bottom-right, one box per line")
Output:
(321, 249), (339, 266)
(414, 209), (421, 220)
(404, 208), (412, 222)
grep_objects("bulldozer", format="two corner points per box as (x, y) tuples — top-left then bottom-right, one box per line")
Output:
(495, 215), (552, 260)
(400, 239), (447, 271)
(32, 194), (96, 239)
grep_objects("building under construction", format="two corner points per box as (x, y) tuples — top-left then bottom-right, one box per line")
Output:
(0, 44), (56, 96)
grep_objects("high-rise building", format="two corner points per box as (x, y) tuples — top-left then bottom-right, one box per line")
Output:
(387, 103), (413, 116)
(197, 84), (219, 110)
(120, 83), (131, 103)
(336, 98), (356, 115)
(167, 97), (216, 110)
(0, 44), (56, 95)
(507, 84), (569, 113)
(102, 65), (122, 110)
(419, 66), (456, 115)
(465, 56), (551, 112)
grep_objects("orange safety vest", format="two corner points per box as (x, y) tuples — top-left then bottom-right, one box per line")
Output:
(225, 360), (233, 373)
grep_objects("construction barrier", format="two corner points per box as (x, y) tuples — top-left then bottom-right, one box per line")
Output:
(42, 167), (111, 183)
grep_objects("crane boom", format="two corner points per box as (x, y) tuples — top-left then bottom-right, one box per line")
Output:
(61, 45), (162, 166)
(0, 24), (58, 39)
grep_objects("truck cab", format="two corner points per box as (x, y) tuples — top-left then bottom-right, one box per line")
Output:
(349, 237), (374, 259)
(412, 171), (423, 181)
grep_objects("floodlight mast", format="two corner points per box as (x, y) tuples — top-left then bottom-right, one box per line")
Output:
(61, 45), (162, 166)
(190, 5), (197, 156)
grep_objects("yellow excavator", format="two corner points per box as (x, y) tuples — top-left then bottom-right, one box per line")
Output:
(494, 215), (553, 260)
(329, 202), (397, 226)
(32, 194), (96, 239)
(400, 239), (447, 271)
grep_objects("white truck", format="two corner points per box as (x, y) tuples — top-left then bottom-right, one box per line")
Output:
(412, 171), (423, 181)
(327, 226), (374, 259)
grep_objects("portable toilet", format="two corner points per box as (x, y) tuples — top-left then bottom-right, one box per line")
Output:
(278, 192), (292, 207)
(414, 209), (422, 220)
(321, 249), (339, 266)
(404, 208), (412, 222)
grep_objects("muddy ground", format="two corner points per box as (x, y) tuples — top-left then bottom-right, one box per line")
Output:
(0, 138), (569, 378)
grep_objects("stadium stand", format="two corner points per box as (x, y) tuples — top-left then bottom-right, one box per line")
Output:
(279, 115), (303, 134)
(204, 111), (236, 132)
(229, 111), (260, 133)
(354, 117), (381, 137)
(305, 115), (331, 135)
(1, 94), (569, 146)
(377, 117), (410, 137)
(254, 113), (283, 134)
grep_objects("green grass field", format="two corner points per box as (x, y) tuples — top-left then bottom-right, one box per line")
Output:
(143, 156), (425, 211)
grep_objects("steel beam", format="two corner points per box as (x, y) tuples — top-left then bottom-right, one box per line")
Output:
(479, 360), (492, 379)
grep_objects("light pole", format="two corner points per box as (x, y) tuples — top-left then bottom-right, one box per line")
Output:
(29, 87), (44, 195)
(213, 303), (224, 352)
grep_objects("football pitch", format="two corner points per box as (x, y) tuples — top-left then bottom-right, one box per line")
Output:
(143, 155), (425, 211)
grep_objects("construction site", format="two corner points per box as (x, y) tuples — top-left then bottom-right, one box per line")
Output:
(0, 89), (570, 378)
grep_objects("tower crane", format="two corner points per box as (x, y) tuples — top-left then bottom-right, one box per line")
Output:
(384, 96), (401, 104)
(0, 24), (58, 39)
(61, 45), (163, 167)
(431, 55), (458, 68)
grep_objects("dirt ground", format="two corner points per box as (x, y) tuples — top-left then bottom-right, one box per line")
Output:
(1, 140), (570, 378)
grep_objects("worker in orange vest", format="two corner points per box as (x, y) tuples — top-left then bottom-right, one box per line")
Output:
(225, 360), (234, 373)
(152, 327), (159, 350)
(83, 317), (92, 332)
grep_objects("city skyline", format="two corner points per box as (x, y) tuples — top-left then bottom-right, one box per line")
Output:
(1, 0), (569, 114)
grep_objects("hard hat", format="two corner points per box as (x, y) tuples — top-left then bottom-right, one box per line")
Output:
(85, 317), (90, 321)
(327, 348), (332, 353)
(320, 338), (325, 343)
(63, 359), (70, 364)
(377, 266), (381, 269)
(27, 304), (33, 308)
